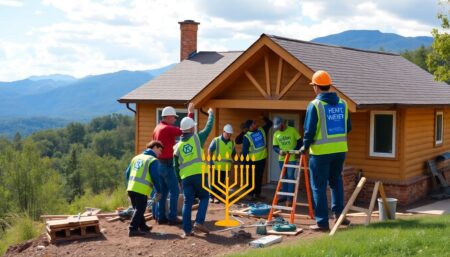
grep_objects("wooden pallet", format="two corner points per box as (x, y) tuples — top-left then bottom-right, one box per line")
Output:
(46, 216), (101, 243)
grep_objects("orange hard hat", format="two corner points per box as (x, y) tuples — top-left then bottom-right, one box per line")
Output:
(310, 70), (333, 86)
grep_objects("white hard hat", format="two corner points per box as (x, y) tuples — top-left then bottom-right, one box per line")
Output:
(223, 124), (233, 134)
(180, 117), (196, 131)
(161, 106), (178, 117)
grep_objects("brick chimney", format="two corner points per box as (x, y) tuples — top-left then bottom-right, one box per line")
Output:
(178, 20), (200, 61)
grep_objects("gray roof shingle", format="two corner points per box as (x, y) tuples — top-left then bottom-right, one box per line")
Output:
(119, 51), (242, 103)
(268, 34), (450, 106)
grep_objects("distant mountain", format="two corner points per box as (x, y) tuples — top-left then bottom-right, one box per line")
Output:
(0, 117), (69, 138)
(311, 30), (433, 53)
(0, 64), (174, 120)
(28, 74), (77, 82)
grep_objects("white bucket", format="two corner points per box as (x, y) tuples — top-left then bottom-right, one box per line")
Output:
(377, 197), (397, 221)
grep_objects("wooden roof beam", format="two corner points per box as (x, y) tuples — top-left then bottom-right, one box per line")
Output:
(206, 99), (309, 110)
(277, 72), (301, 100)
(245, 70), (269, 98)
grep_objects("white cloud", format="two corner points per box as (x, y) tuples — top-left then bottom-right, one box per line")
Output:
(0, 0), (23, 7)
(0, 0), (440, 81)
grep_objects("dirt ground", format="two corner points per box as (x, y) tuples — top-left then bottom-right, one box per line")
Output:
(4, 192), (435, 257)
(3, 201), (382, 257)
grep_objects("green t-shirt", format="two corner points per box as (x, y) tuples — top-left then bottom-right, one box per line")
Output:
(273, 126), (301, 161)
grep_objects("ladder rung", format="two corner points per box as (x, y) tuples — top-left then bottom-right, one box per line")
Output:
(284, 164), (299, 169)
(295, 202), (309, 207)
(280, 179), (297, 184)
(277, 192), (295, 196)
(273, 205), (293, 211)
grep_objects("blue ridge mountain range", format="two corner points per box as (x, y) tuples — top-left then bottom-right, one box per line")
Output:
(0, 30), (433, 137)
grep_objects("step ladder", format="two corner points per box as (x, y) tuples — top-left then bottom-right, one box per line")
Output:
(267, 150), (314, 224)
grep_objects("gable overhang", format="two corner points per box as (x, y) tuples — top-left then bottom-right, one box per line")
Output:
(117, 99), (187, 105)
(191, 34), (357, 112)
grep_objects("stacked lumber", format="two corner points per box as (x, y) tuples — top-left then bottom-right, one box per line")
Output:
(46, 215), (101, 243)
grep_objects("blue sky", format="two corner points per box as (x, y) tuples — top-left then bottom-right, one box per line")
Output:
(0, 0), (446, 81)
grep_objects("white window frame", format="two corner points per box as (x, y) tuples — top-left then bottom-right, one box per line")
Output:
(156, 107), (198, 124)
(370, 111), (396, 158)
(435, 111), (444, 145)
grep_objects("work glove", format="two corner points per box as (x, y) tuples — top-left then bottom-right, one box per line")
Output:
(208, 108), (214, 115)
(279, 150), (286, 156)
(188, 103), (195, 113)
(299, 146), (306, 154)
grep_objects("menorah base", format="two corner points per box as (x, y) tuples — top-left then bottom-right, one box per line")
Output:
(215, 219), (240, 227)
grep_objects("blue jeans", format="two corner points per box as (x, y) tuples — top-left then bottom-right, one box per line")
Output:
(182, 174), (209, 233)
(278, 160), (298, 201)
(157, 160), (180, 221)
(309, 152), (346, 228)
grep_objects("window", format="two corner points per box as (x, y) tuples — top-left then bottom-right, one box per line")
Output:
(370, 111), (396, 158)
(435, 111), (444, 145)
(156, 108), (198, 127)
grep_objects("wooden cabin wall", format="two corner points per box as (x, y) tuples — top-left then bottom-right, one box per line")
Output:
(346, 111), (403, 180)
(403, 107), (450, 179)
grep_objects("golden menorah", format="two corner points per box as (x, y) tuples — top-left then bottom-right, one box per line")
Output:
(201, 153), (255, 227)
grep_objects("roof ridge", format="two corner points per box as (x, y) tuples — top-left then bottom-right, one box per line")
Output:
(197, 50), (244, 54)
(264, 34), (400, 56)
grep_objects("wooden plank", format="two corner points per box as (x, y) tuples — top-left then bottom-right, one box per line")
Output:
(265, 54), (271, 96)
(245, 70), (268, 98)
(267, 227), (303, 236)
(277, 72), (301, 100)
(276, 57), (283, 95)
(378, 183), (391, 219)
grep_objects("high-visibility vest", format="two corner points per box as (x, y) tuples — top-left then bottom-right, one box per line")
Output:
(127, 154), (155, 196)
(273, 126), (301, 161)
(309, 98), (348, 155)
(174, 134), (204, 179)
(244, 127), (268, 161)
(212, 136), (234, 171)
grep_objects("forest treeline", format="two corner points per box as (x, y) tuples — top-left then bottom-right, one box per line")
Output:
(0, 114), (134, 226)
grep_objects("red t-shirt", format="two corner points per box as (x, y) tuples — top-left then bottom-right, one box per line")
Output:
(152, 113), (194, 160)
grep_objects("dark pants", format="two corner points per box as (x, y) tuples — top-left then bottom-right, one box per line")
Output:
(210, 169), (226, 200)
(182, 174), (210, 233)
(128, 191), (148, 231)
(248, 159), (266, 196)
(157, 160), (180, 221)
(309, 152), (346, 228)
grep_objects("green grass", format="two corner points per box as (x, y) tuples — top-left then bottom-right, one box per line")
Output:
(228, 215), (450, 257)
(67, 187), (129, 213)
(0, 214), (43, 255)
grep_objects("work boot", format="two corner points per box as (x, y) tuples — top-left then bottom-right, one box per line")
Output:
(334, 215), (351, 226)
(128, 229), (146, 237)
(140, 224), (152, 233)
(308, 224), (330, 232)
(168, 218), (182, 226)
(193, 223), (210, 234)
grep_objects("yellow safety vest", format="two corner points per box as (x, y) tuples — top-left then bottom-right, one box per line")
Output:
(174, 134), (204, 179)
(213, 136), (234, 171)
(127, 154), (155, 196)
(244, 127), (268, 161)
(309, 98), (348, 155)
(273, 126), (301, 161)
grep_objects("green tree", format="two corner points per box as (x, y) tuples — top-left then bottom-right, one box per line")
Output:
(427, 1), (450, 83)
(64, 144), (83, 201)
(66, 122), (85, 144)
